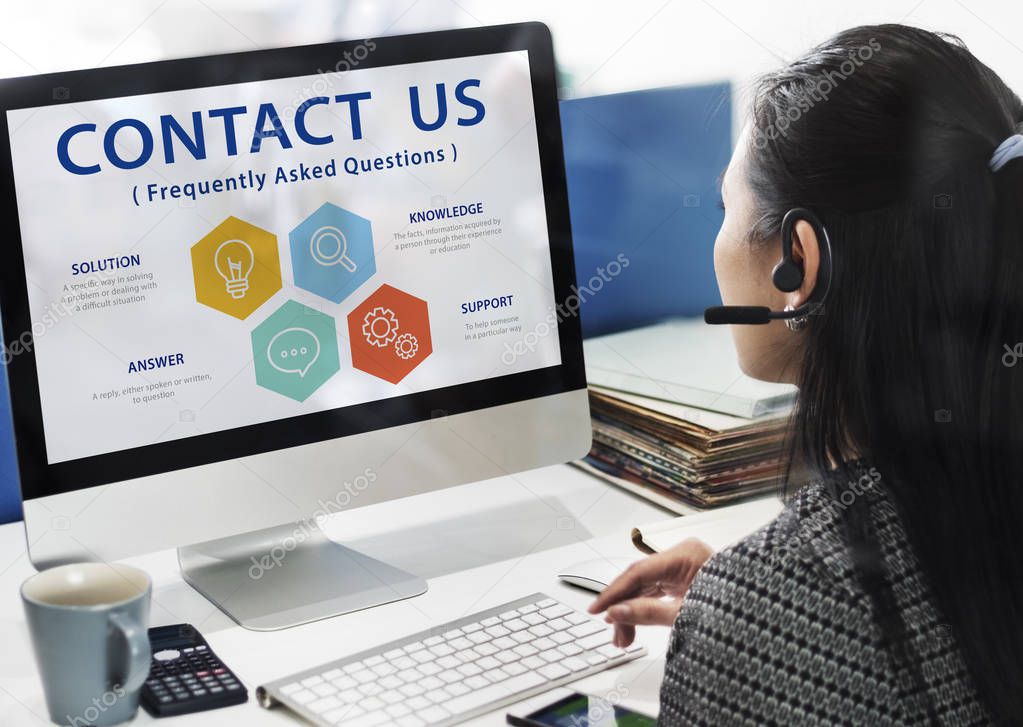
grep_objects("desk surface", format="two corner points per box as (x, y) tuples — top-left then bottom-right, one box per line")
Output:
(0, 464), (771, 726)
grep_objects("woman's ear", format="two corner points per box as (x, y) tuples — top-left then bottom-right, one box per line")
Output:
(788, 219), (821, 307)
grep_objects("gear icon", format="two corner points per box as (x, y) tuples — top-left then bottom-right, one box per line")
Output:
(362, 306), (399, 347)
(394, 333), (419, 360)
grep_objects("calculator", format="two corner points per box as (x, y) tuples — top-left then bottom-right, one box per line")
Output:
(141, 623), (248, 717)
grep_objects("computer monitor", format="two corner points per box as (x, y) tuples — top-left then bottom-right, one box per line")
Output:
(0, 23), (589, 630)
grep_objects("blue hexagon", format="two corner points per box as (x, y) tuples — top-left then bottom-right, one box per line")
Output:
(289, 202), (375, 303)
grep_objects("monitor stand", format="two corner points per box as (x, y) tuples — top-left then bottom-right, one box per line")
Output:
(177, 522), (427, 631)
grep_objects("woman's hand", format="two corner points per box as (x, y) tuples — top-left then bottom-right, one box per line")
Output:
(588, 538), (715, 647)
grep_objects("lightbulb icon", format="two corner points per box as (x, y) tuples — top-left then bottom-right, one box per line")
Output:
(214, 239), (255, 299)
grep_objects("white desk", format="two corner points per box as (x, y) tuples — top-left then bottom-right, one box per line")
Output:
(0, 464), (770, 726)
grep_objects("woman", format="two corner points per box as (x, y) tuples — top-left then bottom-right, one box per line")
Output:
(590, 24), (1022, 725)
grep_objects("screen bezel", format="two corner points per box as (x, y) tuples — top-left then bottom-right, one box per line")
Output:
(0, 22), (585, 501)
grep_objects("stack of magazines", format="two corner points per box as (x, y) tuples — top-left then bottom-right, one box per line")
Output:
(577, 386), (791, 511)
(577, 320), (797, 512)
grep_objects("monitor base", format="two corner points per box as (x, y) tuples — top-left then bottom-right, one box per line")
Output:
(177, 522), (427, 631)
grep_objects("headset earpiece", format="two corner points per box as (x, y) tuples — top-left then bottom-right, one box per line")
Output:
(704, 207), (832, 325)
(772, 208), (813, 293)
(771, 258), (803, 293)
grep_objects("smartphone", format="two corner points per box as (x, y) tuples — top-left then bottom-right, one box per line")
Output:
(506, 691), (656, 727)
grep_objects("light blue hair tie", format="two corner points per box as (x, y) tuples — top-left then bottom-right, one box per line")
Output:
(989, 133), (1023, 172)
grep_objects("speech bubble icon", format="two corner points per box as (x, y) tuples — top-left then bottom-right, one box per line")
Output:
(267, 327), (321, 378)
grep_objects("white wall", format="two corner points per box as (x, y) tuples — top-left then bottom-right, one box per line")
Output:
(0, 0), (1021, 133)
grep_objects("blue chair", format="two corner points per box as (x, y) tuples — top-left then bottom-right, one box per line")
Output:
(561, 82), (732, 337)
(0, 359), (22, 524)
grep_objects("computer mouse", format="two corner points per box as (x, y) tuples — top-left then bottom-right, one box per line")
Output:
(557, 558), (635, 593)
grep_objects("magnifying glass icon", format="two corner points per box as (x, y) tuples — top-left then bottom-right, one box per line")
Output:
(309, 225), (357, 272)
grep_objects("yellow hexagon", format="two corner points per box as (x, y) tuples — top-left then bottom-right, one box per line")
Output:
(191, 216), (282, 320)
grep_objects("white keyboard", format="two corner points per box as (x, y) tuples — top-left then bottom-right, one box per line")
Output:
(256, 592), (646, 727)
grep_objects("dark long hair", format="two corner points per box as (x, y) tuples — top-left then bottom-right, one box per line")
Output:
(745, 24), (1023, 722)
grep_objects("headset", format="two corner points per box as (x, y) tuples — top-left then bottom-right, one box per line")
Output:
(704, 207), (833, 325)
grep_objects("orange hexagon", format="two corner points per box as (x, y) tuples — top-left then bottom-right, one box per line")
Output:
(348, 284), (432, 384)
(191, 216), (282, 320)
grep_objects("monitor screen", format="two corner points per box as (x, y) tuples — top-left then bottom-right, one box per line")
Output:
(0, 28), (582, 495)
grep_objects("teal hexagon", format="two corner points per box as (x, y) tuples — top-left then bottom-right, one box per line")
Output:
(289, 202), (375, 303)
(251, 300), (340, 402)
